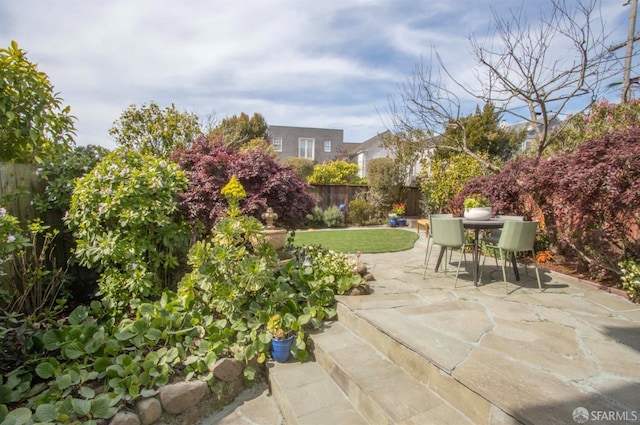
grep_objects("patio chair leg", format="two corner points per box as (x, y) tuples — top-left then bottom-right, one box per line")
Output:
(531, 250), (542, 291)
(424, 237), (432, 265)
(499, 248), (509, 293)
(454, 248), (462, 288)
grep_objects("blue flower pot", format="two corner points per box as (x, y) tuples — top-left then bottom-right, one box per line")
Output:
(271, 336), (294, 363)
(389, 217), (398, 227)
(398, 218), (406, 227)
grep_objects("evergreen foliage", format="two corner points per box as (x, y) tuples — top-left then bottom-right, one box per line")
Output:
(0, 41), (76, 163)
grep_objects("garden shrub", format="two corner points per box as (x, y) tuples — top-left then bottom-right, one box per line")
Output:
(308, 160), (362, 184)
(550, 99), (640, 153)
(459, 129), (640, 282)
(420, 153), (486, 215)
(0, 181), (365, 424)
(366, 157), (404, 215)
(348, 199), (374, 225)
(33, 145), (110, 214)
(620, 258), (640, 301)
(66, 149), (191, 311)
(282, 157), (315, 182)
(323, 205), (345, 228)
(0, 207), (67, 317)
(172, 136), (315, 231)
(179, 205), (362, 363)
(305, 206), (324, 228)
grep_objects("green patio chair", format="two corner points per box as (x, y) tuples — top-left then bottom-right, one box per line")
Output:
(423, 213), (453, 267)
(481, 215), (524, 267)
(423, 218), (467, 287)
(482, 220), (542, 292)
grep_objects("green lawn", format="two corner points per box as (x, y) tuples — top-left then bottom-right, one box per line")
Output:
(292, 228), (419, 253)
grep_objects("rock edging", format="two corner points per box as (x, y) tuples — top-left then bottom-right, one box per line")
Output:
(109, 358), (259, 425)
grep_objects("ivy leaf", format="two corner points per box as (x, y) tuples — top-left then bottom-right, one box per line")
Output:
(0, 385), (12, 404)
(63, 342), (85, 360)
(35, 363), (56, 379)
(298, 314), (311, 326)
(71, 398), (91, 416)
(92, 357), (111, 372)
(67, 306), (88, 325)
(91, 396), (115, 419)
(42, 330), (62, 351)
(34, 404), (57, 422)
(2, 407), (32, 425)
(114, 331), (135, 341)
(145, 328), (162, 341)
(78, 386), (95, 399)
(243, 366), (256, 380)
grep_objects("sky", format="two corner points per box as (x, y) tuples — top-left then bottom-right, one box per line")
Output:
(0, 0), (635, 149)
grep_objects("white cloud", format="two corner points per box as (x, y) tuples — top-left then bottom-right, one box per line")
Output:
(0, 0), (633, 148)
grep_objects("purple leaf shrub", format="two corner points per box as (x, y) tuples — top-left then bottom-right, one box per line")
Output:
(458, 129), (640, 280)
(172, 136), (316, 231)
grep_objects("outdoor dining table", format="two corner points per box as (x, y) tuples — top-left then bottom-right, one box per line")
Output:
(434, 218), (520, 286)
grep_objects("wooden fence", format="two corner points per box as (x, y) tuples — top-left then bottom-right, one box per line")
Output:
(0, 162), (43, 220)
(307, 184), (422, 217)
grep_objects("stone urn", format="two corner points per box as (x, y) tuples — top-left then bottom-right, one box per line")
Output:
(261, 207), (287, 250)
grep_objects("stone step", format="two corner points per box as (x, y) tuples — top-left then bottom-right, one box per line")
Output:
(268, 358), (370, 425)
(333, 299), (515, 425)
(310, 321), (474, 425)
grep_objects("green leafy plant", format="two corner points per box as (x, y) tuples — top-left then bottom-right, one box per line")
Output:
(33, 145), (109, 214)
(322, 206), (344, 228)
(0, 40), (76, 164)
(66, 149), (191, 312)
(347, 199), (374, 225)
(1, 207), (67, 317)
(267, 313), (295, 340)
(463, 194), (491, 208)
(620, 258), (640, 301)
(308, 160), (362, 184)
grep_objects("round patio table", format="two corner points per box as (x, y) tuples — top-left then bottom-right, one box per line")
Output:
(434, 218), (520, 286)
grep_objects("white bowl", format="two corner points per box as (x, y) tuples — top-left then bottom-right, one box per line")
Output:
(464, 207), (492, 221)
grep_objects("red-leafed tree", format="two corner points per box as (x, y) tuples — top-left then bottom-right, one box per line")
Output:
(457, 129), (640, 281)
(172, 136), (316, 231)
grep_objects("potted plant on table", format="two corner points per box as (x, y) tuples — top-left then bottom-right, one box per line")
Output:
(463, 194), (492, 220)
(267, 313), (295, 363)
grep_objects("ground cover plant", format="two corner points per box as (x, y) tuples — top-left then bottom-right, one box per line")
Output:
(292, 228), (419, 254)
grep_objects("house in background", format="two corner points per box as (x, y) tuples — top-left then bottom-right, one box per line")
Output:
(268, 125), (344, 163)
(344, 131), (390, 179)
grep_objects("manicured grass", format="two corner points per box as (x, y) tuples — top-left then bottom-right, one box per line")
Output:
(292, 228), (419, 253)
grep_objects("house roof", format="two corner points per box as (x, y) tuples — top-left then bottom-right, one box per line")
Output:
(343, 130), (390, 156)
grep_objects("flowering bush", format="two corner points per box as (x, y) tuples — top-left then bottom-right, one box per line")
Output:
(66, 149), (191, 311)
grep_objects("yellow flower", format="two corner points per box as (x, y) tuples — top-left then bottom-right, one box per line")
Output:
(221, 175), (246, 201)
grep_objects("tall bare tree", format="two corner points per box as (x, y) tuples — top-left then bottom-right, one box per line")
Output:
(386, 57), (503, 171)
(467, 0), (615, 160)
(388, 0), (617, 164)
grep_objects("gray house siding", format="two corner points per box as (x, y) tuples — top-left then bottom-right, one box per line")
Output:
(268, 125), (344, 163)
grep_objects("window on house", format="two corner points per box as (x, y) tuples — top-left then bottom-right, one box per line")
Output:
(324, 140), (332, 153)
(298, 138), (315, 159)
(272, 137), (283, 152)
